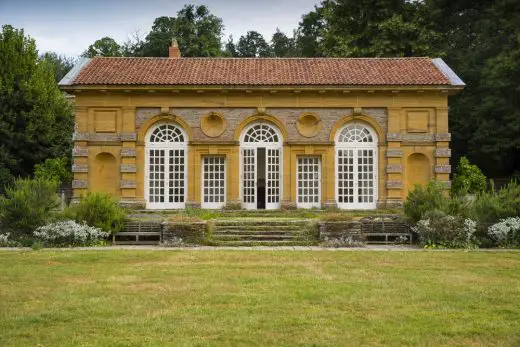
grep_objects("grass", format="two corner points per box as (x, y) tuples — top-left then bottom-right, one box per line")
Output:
(1, 250), (520, 346)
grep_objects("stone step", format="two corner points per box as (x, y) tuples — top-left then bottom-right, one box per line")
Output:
(205, 240), (317, 247)
(213, 225), (305, 232)
(213, 229), (305, 235)
(211, 234), (307, 241)
(213, 219), (311, 227)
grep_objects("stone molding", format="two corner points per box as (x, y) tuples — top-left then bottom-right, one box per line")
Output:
(120, 132), (137, 141)
(120, 180), (137, 188)
(386, 165), (403, 173)
(120, 148), (136, 157)
(435, 165), (452, 174)
(386, 133), (402, 142)
(72, 180), (87, 188)
(119, 199), (146, 209)
(72, 147), (88, 157)
(386, 149), (403, 158)
(435, 133), (451, 142)
(434, 148), (452, 158)
(120, 164), (136, 173)
(386, 180), (403, 189)
(72, 164), (88, 173)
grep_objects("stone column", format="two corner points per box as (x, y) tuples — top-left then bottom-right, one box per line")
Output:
(119, 106), (142, 208)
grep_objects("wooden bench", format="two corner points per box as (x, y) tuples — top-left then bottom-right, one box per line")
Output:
(113, 221), (162, 245)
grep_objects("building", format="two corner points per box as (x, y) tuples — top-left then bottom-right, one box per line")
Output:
(59, 42), (464, 210)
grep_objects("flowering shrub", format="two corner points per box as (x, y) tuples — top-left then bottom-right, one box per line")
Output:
(0, 233), (10, 246)
(33, 220), (108, 247)
(412, 210), (478, 249)
(488, 217), (520, 247)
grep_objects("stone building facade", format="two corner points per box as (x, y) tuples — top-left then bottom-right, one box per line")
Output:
(60, 44), (464, 210)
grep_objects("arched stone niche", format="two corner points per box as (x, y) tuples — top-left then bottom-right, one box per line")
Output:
(91, 152), (119, 197)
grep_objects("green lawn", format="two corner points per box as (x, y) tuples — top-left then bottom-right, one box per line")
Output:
(1, 250), (520, 346)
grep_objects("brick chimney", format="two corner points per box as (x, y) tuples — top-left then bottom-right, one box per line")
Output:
(169, 39), (181, 58)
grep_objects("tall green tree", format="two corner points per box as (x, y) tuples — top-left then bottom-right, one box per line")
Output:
(0, 25), (73, 189)
(81, 36), (122, 57)
(425, 0), (520, 177)
(40, 52), (75, 82)
(270, 28), (296, 57)
(141, 4), (223, 57)
(236, 31), (272, 57)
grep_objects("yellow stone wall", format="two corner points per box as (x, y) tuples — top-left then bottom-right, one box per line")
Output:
(70, 89), (452, 209)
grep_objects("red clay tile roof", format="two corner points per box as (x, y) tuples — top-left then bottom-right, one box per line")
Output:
(71, 57), (453, 86)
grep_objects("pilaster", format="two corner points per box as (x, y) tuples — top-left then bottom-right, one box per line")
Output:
(385, 107), (404, 204)
(120, 106), (137, 200)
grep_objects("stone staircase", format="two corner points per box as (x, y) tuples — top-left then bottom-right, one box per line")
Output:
(207, 218), (317, 246)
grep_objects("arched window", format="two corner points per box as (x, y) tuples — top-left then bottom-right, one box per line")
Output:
(243, 123), (280, 144)
(149, 124), (185, 143)
(240, 122), (283, 210)
(145, 123), (187, 209)
(335, 122), (378, 209)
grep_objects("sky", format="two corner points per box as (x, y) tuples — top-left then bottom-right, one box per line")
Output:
(0, 0), (320, 57)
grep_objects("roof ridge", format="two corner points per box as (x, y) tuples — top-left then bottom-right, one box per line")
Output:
(89, 56), (434, 61)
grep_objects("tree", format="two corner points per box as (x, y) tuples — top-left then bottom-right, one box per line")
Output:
(0, 25), (74, 190)
(236, 31), (272, 57)
(141, 4), (223, 57)
(40, 52), (75, 82)
(81, 36), (122, 57)
(122, 29), (145, 57)
(223, 35), (238, 57)
(294, 4), (327, 57)
(270, 29), (295, 57)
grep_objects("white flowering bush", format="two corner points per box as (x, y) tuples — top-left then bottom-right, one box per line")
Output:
(0, 233), (10, 246)
(412, 210), (478, 249)
(33, 220), (109, 247)
(488, 217), (520, 247)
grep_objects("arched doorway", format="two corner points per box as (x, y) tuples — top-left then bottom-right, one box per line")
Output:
(406, 153), (430, 194)
(145, 123), (188, 209)
(335, 122), (378, 209)
(240, 122), (283, 210)
(91, 153), (118, 197)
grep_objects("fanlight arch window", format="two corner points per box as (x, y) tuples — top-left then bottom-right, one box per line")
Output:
(149, 124), (186, 144)
(335, 122), (378, 210)
(145, 123), (187, 210)
(242, 123), (280, 144)
(336, 123), (376, 145)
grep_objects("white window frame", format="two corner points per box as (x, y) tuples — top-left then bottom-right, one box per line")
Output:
(201, 156), (226, 209)
(296, 156), (321, 209)
(239, 122), (283, 210)
(145, 122), (188, 210)
(335, 122), (378, 210)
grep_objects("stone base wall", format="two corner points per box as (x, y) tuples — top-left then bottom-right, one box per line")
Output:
(318, 221), (366, 242)
(162, 221), (207, 244)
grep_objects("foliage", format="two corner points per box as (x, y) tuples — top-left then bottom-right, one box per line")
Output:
(452, 157), (487, 195)
(81, 37), (122, 57)
(319, 213), (354, 222)
(403, 181), (449, 224)
(40, 51), (75, 82)
(0, 25), (73, 191)
(66, 193), (126, 235)
(471, 182), (520, 226)
(235, 31), (272, 57)
(34, 156), (71, 184)
(33, 220), (108, 247)
(0, 178), (59, 236)
(270, 29), (295, 57)
(139, 5), (223, 57)
(488, 217), (520, 248)
(412, 210), (478, 249)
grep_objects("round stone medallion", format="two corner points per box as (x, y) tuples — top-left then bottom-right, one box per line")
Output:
(296, 113), (322, 138)
(201, 112), (227, 138)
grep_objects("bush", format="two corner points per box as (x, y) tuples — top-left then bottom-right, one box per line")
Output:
(452, 157), (487, 196)
(403, 181), (449, 224)
(488, 217), (520, 248)
(0, 178), (59, 236)
(320, 213), (353, 222)
(412, 210), (478, 249)
(66, 193), (126, 235)
(33, 220), (108, 247)
(34, 157), (72, 184)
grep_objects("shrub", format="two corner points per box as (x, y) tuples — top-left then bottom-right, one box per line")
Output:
(412, 210), (478, 249)
(452, 157), (487, 196)
(403, 181), (449, 224)
(33, 220), (108, 247)
(488, 217), (520, 247)
(66, 193), (126, 235)
(320, 213), (353, 222)
(34, 157), (72, 184)
(0, 178), (59, 236)
(496, 181), (520, 216)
